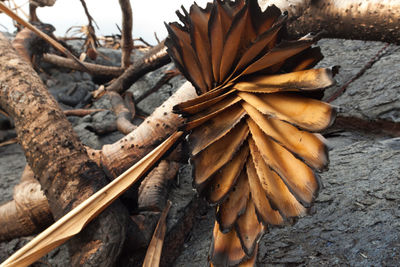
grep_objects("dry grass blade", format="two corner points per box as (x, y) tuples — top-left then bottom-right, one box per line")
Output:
(0, 2), (89, 73)
(142, 200), (172, 267)
(0, 131), (182, 267)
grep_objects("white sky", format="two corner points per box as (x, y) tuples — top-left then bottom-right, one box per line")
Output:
(0, 0), (210, 44)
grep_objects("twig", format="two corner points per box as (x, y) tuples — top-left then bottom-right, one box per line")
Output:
(43, 53), (124, 76)
(154, 32), (161, 44)
(134, 37), (152, 47)
(79, 0), (99, 29)
(123, 92), (136, 120)
(327, 43), (391, 103)
(0, 108), (9, 118)
(107, 91), (136, 134)
(118, 0), (133, 68)
(136, 69), (180, 103)
(63, 108), (106, 117)
(0, 2), (90, 73)
(79, 0), (100, 60)
(0, 138), (17, 147)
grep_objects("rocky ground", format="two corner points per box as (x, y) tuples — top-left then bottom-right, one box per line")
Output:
(0, 38), (399, 266)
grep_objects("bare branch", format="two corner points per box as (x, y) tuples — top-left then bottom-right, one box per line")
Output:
(43, 53), (124, 76)
(118, 0), (133, 68)
(104, 40), (171, 94)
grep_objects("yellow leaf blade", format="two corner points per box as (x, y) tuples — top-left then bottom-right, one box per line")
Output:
(1, 132), (182, 267)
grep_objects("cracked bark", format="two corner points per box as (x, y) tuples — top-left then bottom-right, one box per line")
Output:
(0, 32), (130, 266)
(262, 0), (400, 43)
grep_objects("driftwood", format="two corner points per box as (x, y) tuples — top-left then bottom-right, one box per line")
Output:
(0, 32), (130, 266)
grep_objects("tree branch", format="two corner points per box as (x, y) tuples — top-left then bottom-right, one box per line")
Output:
(118, 0), (133, 68)
(104, 40), (171, 94)
(262, 0), (400, 43)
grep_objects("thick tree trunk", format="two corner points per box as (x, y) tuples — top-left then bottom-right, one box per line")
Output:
(0, 33), (130, 266)
(261, 0), (400, 43)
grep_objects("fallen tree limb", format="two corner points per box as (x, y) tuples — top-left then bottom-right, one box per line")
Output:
(0, 81), (197, 243)
(262, 0), (400, 43)
(99, 81), (196, 177)
(104, 40), (171, 94)
(0, 32), (130, 266)
(43, 53), (124, 76)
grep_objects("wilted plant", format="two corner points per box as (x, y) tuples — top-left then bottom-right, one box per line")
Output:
(165, 0), (337, 265)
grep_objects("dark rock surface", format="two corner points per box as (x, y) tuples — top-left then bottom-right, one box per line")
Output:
(173, 39), (400, 266)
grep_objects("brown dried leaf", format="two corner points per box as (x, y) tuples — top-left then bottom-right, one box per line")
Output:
(178, 89), (235, 115)
(241, 33), (321, 76)
(235, 198), (264, 256)
(189, 104), (246, 155)
(192, 121), (249, 187)
(238, 92), (335, 132)
(247, 118), (319, 205)
(246, 156), (284, 224)
(235, 68), (335, 92)
(210, 221), (247, 267)
(184, 95), (241, 131)
(142, 201), (171, 267)
(205, 145), (249, 203)
(248, 137), (306, 218)
(216, 170), (249, 232)
(242, 102), (329, 170)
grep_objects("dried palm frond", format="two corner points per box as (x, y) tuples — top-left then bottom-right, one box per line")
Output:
(165, 0), (337, 265)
